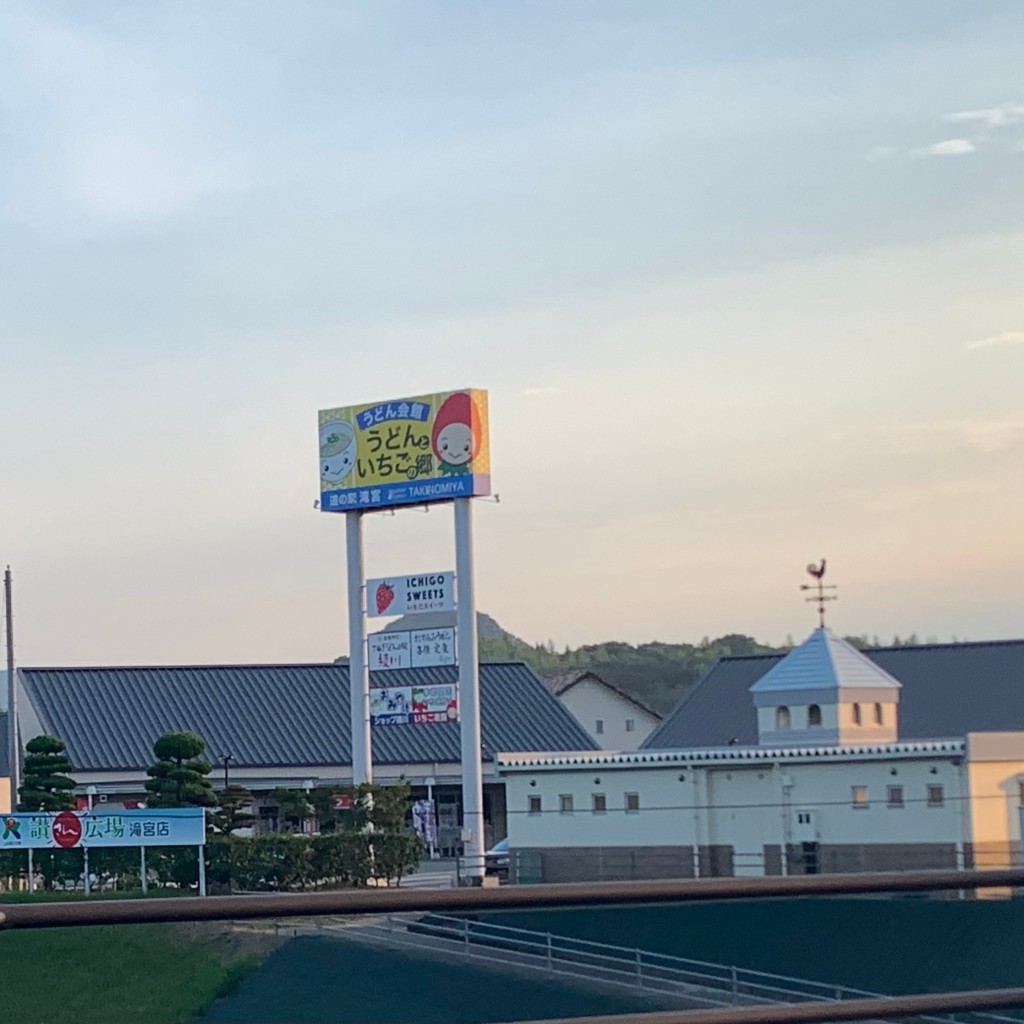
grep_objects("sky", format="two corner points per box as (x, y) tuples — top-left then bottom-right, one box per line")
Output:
(1, 1), (1022, 666)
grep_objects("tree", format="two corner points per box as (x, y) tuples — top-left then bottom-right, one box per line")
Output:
(18, 734), (76, 812)
(209, 784), (256, 836)
(272, 787), (314, 832)
(145, 732), (216, 808)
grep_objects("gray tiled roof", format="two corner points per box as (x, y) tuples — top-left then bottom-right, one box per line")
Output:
(643, 639), (1024, 749)
(0, 712), (8, 777)
(20, 662), (597, 773)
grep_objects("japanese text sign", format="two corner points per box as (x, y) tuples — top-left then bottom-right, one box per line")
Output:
(368, 572), (455, 617)
(0, 808), (207, 849)
(368, 627), (456, 670)
(370, 683), (459, 726)
(318, 389), (491, 512)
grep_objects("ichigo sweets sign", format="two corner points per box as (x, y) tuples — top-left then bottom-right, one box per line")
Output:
(318, 389), (491, 512)
(368, 572), (454, 617)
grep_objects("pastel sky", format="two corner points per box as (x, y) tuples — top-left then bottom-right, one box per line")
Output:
(2, 1), (1022, 667)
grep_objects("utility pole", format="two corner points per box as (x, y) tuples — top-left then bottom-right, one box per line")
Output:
(5, 567), (18, 804)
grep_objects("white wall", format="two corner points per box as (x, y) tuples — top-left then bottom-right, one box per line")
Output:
(557, 679), (659, 750)
(504, 754), (965, 863)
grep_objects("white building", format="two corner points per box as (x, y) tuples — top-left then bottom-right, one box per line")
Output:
(542, 671), (661, 750)
(500, 629), (1024, 882)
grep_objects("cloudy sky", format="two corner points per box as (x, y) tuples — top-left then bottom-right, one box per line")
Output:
(2, 1), (1022, 666)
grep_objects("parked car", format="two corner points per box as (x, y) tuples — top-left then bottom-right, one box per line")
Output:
(485, 837), (510, 880)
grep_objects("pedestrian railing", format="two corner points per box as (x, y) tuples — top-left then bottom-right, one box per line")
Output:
(354, 912), (1022, 1024)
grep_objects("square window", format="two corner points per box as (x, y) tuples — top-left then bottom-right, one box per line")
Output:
(625, 792), (640, 814)
(927, 784), (945, 807)
(595, 719), (604, 735)
(851, 785), (869, 808)
(592, 793), (607, 814)
(625, 718), (636, 733)
(886, 785), (904, 808)
(528, 795), (542, 816)
(559, 794), (574, 815)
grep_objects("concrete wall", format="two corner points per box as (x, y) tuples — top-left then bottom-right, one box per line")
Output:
(557, 679), (659, 750)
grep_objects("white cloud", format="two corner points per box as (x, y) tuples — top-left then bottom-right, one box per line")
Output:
(946, 104), (1024, 129)
(965, 330), (1024, 350)
(887, 418), (1024, 455)
(863, 145), (897, 162)
(914, 138), (976, 157)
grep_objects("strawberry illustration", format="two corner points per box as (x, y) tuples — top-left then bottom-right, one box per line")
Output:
(375, 581), (395, 615)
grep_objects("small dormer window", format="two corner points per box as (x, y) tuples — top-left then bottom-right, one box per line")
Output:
(776, 706), (791, 729)
(807, 704), (822, 727)
(874, 703), (883, 725)
(852, 703), (862, 726)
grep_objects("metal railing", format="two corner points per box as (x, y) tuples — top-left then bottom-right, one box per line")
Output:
(358, 912), (1020, 1024)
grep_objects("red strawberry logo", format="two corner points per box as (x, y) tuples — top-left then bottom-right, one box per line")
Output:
(375, 581), (395, 615)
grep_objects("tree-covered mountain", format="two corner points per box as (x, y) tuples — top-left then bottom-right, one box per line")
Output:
(478, 631), (781, 715)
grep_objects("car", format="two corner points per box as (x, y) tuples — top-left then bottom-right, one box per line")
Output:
(485, 837), (510, 879)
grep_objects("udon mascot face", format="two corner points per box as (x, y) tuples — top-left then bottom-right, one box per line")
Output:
(320, 421), (356, 483)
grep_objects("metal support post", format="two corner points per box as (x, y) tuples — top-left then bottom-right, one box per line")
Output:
(346, 512), (371, 785)
(198, 845), (207, 897)
(83, 847), (90, 896)
(140, 847), (148, 895)
(454, 498), (484, 882)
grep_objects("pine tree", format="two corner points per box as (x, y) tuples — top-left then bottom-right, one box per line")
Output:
(145, 732), (217, 808)
(209, 784), (256, 836)
(18, 735), (76, 811)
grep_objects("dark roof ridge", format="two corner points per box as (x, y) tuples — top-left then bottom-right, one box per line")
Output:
(715, 636), (1024, 666)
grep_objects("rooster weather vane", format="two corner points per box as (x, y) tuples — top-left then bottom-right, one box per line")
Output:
(801, 558), (837, 628)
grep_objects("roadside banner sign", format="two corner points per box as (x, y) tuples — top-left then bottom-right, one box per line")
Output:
(0, 808), (207, 849)
(367, 572), (455, 617)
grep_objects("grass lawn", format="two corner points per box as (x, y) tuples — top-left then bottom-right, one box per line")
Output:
(0, 920), (275, 1024)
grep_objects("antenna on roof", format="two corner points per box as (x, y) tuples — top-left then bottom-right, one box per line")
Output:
(800, 558), (837, 628)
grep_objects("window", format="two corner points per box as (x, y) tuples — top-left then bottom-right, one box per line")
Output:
(528, 795), (542, 816)
(852, 703), (862, 726)
(874, 703), (884, 725)
(851, 785), (869, 808)
(886, 785), (904, 808)
(625, 792), (640, 814)
(559, 794), (574, 815)
(776, 706), (791, 729)
(625, 718), (636, 733)
(927, 784), (945, 807)
(592, 793), (607, 814)
(807, 704), (822, 727)
(595, 719), (604, 735)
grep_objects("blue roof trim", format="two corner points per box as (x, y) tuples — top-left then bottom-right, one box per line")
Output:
(20, 662), (598, 772)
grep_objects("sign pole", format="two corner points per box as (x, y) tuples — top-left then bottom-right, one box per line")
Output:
(83, 846), (90, 895)
(6, 566), (19, 801)
(26, 849), (33, 892)
(198, 844), (207, 897)
(140, 846), (148, 894)
(454, 497), (485, 883)
(346, 512), (372, 785)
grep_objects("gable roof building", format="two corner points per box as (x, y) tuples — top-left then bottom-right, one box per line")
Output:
(15, 661), (596, 792)
(542, 670), (661, 750)
(644, 636), (1024, 750)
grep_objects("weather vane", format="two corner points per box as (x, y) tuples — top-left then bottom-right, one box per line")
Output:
(801, 558), (837, 628)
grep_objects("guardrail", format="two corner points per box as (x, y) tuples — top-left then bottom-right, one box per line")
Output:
(398, 912), (1022, 1024)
